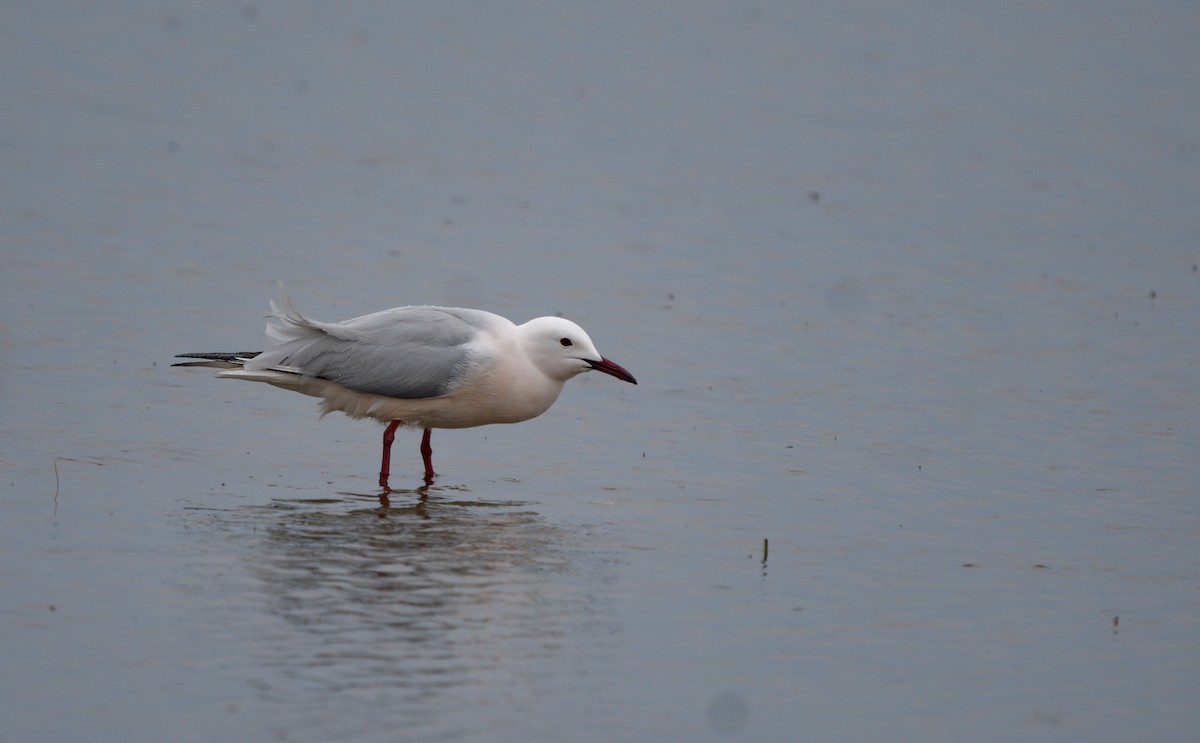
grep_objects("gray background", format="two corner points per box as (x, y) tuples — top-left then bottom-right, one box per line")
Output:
(2, 2), (1197, 741)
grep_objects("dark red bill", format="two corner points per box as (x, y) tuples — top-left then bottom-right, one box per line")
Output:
(587, 357), (637, 384)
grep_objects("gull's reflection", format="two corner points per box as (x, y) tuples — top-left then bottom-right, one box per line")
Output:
(240, 488), (589, 701)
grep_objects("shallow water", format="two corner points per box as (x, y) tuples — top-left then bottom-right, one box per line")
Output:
(2, 2), (1198, 741)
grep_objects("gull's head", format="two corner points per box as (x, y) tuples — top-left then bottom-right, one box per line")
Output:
(519, 316), (637, 385)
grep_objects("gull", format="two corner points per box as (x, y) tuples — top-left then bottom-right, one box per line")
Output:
(175, 282), (637, 488)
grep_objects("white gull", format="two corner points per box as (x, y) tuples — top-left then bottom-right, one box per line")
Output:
(175, 282), (637, 487)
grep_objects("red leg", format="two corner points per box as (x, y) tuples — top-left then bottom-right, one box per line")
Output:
(420, 427), (437, 481)
(379, 419), (402, 488)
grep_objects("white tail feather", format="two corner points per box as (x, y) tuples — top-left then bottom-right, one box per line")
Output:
(265, 281), (324, 343)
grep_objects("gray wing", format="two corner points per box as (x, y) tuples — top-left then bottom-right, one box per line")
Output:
(245, 294), (502, 399)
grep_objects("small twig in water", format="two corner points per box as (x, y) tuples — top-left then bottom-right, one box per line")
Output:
(52, 457), (104, 502)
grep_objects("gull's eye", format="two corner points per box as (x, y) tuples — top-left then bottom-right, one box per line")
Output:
(559, 337), (573, 347)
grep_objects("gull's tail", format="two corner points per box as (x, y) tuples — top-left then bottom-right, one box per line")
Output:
(174, 282), (332, 387)
(174, 282), (316, 367)
(266, 281), (326, 344)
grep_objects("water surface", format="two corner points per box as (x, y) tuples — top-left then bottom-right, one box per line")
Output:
(2, 2), (1197, 741)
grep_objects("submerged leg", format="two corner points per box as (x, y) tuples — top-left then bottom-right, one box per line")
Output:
(379, 419), (402, 488)
(420, 427), (436, 481)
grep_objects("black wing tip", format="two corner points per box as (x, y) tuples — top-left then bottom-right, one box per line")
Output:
(174, 351), (261, 361)
(172, 351), (261, 367)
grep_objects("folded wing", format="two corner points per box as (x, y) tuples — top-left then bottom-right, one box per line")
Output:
(240, 282), (500, 400)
